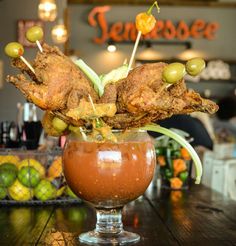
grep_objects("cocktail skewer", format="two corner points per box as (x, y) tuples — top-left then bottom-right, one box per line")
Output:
(88, 94), (97, 113)
(4, 42), (35, 74)
(127, 1), (160, 75)
(36, 40), (43, 53)
(26, 26), (44, 52)
(20, 56), (35, 74)
(127, 31), (141, 73)
(88, 94), (103, 128)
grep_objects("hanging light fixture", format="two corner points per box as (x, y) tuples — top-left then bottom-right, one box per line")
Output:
(38, 0), (57, 22)
(51, 19), (68, 44)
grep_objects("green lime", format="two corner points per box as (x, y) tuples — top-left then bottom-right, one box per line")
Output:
(18, 166), (41, 188)
(0, 163), (17, 188)
(0, 163), (18, 172)
(18, 159), (45, 178)
(0, 186), (7, 200)
(179, 171), (188, 182)
(8, 180), (33, 201)
(34, 180), (57, 201)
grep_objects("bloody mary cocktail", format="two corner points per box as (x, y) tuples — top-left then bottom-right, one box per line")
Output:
(63, 140), (155, 208)
(62, 130), (156, 245)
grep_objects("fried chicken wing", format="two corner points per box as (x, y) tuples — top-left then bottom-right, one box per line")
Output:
(101, 63), (218, 128)
(7, 43), (98, 111)
(116, 63), (217, 115)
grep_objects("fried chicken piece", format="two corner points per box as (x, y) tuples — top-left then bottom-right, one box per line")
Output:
(7, 43), (98, 111)
(11, 58), (38, 82)
(66, 99), (117, 120)
(99, 83), (117, 104)
(101, 63), (218, 128)
(116, 63), (217, 115)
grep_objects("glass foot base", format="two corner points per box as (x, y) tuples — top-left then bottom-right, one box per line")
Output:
(79, 230), (140, 245)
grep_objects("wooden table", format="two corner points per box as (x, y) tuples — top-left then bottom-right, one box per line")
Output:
(0, 184), (236, 246)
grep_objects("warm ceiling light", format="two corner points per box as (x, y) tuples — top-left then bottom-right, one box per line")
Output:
(51, 22), (68, 44)
(107, 44), (117, 53)
(38, 0), (57, 22)
(177, 50), (206, 61)
(137, 44), (163, 61)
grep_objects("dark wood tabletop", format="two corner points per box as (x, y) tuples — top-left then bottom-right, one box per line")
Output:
(0, 183), (236, 246)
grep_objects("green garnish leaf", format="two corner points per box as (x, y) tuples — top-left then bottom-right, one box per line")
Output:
(141, 123), (202, 184)
(75, 59), (104, 97)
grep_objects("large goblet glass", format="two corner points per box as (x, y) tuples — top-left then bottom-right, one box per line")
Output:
(63, 129), (156, 245)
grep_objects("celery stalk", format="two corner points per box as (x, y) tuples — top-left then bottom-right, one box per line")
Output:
(75, 59), (104, 97)
(142, 123), (202, 184)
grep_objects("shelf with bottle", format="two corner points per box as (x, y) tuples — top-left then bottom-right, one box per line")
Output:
(0, 102), (44, 150)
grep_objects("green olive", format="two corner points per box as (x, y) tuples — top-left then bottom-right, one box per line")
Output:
(68, 125), (80, 133)
(162, 63), (186, 84)
(52, 117), (68, 132)
(4, 42), (24, 58)
(26, 26), (43, 42)
(186, 58), (206, 76)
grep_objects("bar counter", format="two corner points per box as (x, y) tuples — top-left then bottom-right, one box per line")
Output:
(0, 184), (236, 245)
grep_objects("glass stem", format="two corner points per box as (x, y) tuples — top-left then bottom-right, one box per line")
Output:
(95, 208), (124, 234)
